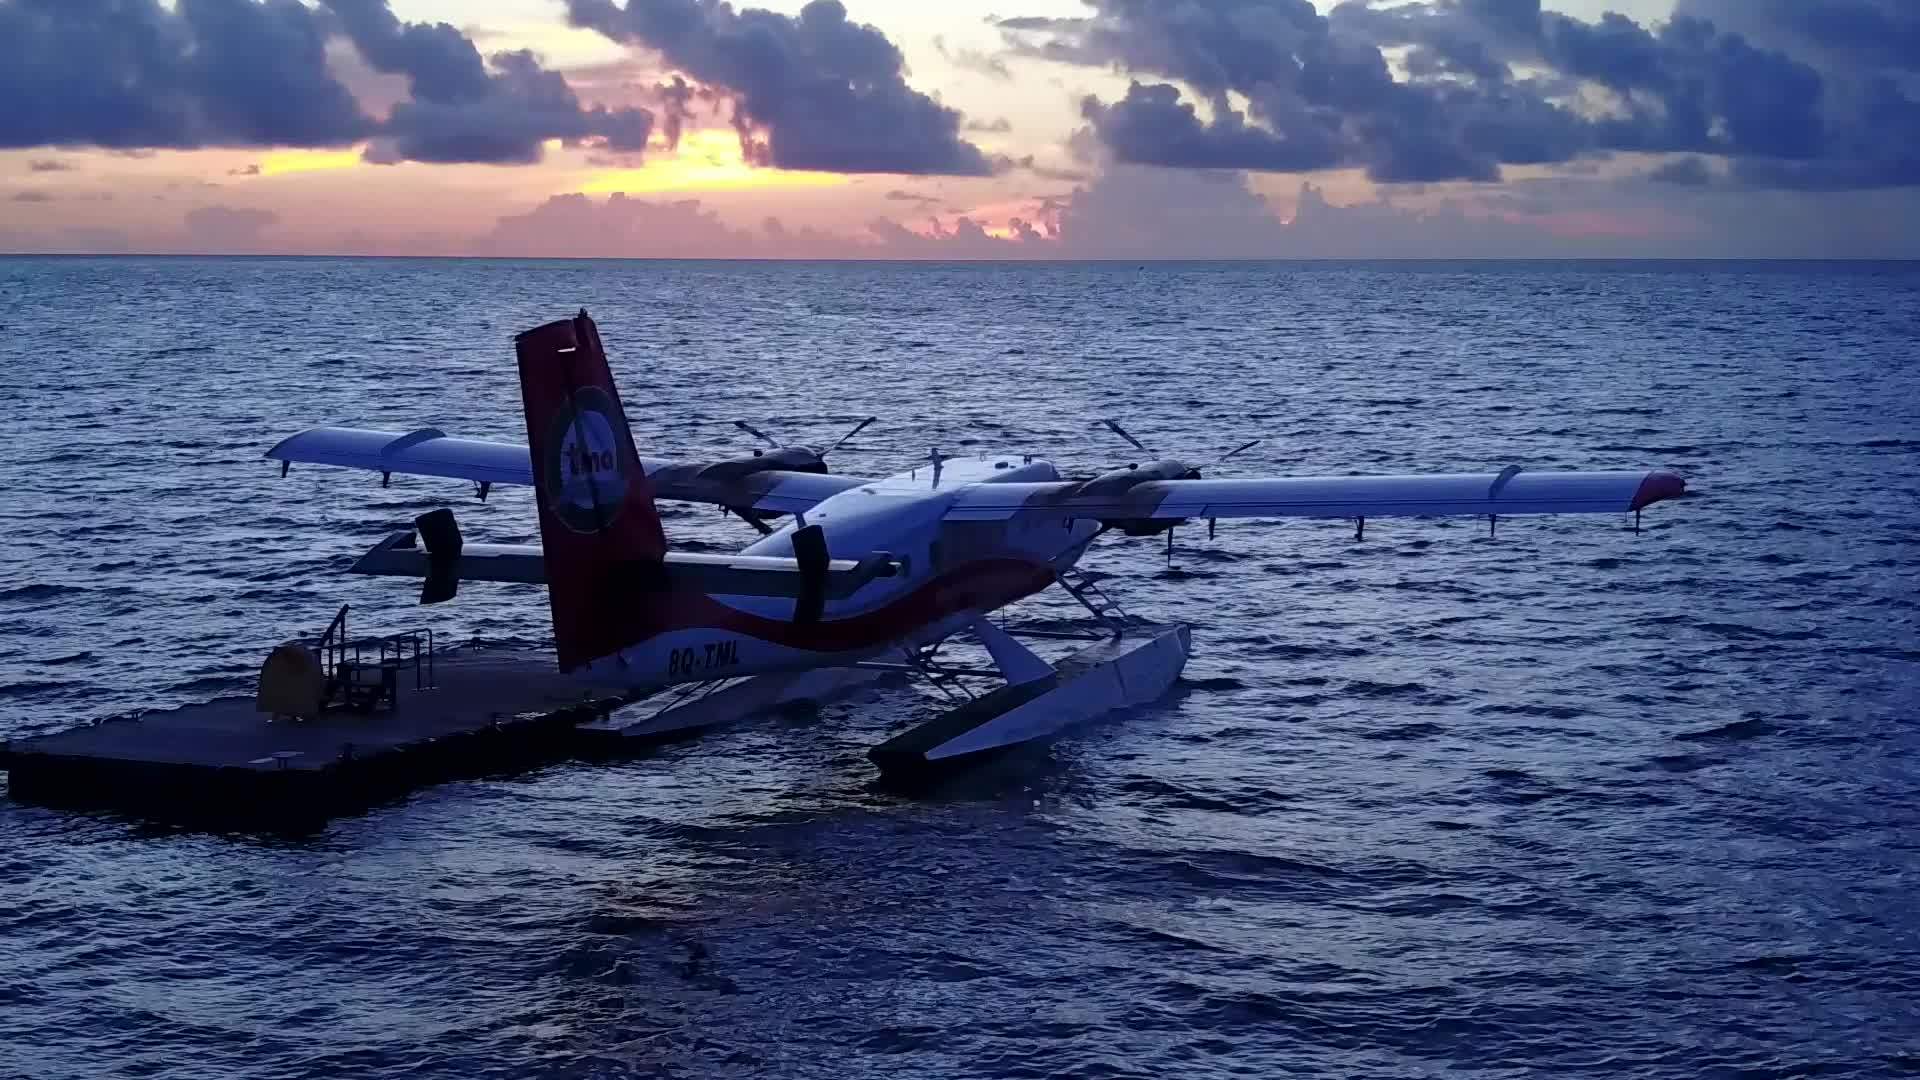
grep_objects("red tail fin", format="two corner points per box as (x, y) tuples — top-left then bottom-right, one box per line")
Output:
(516, 311), (670, 671)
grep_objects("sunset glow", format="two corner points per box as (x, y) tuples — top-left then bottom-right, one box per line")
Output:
(255, 148), (370, 177)
(577, 130), (849, 195)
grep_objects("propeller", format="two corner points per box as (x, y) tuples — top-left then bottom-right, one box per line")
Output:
(1096, 419), (1261, 479)
(732, 415), (876, 472)
(1089, 419), (1263, 557)
(718, 416), (877, 536)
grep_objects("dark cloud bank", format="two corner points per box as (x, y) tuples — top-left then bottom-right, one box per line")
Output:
(0, 0), (645, 164)
(1002, 0), (1920, 190)
(0, 0), (991, 173)
(10, 0), (1909, 192)
(564, 0), (992, 175)
(7, 0), (1918, 259)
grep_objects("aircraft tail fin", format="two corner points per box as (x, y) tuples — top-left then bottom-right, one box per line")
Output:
(516, 310), (671, 671)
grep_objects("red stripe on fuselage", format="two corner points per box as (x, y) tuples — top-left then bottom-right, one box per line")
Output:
(653, 557), (1058, 654)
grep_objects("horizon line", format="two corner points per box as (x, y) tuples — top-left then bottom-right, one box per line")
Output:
(4, 252), (1918, 264)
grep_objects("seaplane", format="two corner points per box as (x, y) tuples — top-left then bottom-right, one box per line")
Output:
(266, 311), (1687, 779)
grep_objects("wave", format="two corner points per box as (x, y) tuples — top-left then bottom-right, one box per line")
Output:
(1177, 676), (1246, 691)
(0, 584), (86, 603)
(1674, 717), (1775, 743)
(0, 679), (81, 696)
(1342, 679), (1434, 699)
(1359, 721), (1446, 741)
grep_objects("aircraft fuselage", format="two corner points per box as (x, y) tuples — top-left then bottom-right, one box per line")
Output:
(576, 455), (1101, 690)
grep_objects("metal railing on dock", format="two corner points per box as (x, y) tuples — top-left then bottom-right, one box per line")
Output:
(317, 604), (349, 686)
(310, 605), (438, 715)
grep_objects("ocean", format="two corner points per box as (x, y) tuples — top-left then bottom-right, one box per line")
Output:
(0, 257), (1916, 1079)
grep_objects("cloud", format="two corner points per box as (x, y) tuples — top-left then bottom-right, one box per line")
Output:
(10, 191), (53, 202)
(1047, 166), (1293, 258)
(655, 75), (695, 148)
(1647, 156), (1712, 186)
(479, 192), (763, 257)
(320, 0), (495, 104)
(0, 0), (371, 151)
(478, 170), (1295, 261)
(934, 36), (1014, 81)
(966, 116), (1015, 134)
(1675, 0), (1920, 71)
(864, 215), (1032, 257)
(1664, 0), (1920, 189)
(321, 0), (655, 163)
(379, 50), (653, 163)
(564, 0), (994, 175)
(999, 0), (1920, 190)
(1000, 0), (1529, 182)
(1000, 1), (1354, 102)
(1081, 82), (1346, 173)
(228, 164), (263, 177)
(182, 205), (279, 250)
(27, 159), (73, 173)
(0, 0), (650, 166)
(1012, 156), (1091, 182)
(478, 190), (1031, 258)
(1369, 0), (1920, 188)
(992, 16), (1086, 34)
(464, 167), (1685, 261)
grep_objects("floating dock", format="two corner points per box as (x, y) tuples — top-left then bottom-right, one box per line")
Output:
(0, 615), (1193, 825)
(0, 649), (631, 827)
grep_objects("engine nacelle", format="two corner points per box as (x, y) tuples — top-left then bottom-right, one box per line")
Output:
(1080, 458), (1199, 536)
(704, 446), (829, 479)
(690, 447), (831, 528)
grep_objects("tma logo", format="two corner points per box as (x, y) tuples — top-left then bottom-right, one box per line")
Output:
(544, 387), (629, 533)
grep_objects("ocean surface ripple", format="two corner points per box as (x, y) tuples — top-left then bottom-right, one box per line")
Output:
(1, 258), (1917, 1079)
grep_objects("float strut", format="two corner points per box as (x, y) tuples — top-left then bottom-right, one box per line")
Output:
(1208, 517), (1217, 541)
(1489, 514), (1497, 538)
(1635, 509), (1642, 535)
(1355, 516), (1365, 542)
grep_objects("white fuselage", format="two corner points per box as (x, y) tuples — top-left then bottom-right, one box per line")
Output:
(580, 455), (1102, 690)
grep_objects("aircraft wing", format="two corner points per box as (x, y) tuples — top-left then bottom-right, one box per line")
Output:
(264, 426), (866, 515)
(941, 469), (1687, 522)
(266, 427), (531, 484)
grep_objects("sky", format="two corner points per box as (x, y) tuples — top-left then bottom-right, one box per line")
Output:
(3, 0), (1918, 259)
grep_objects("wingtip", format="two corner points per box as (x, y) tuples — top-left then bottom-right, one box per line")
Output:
(1629, 470), (1687, 511)
(262, 431), (299, 460)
